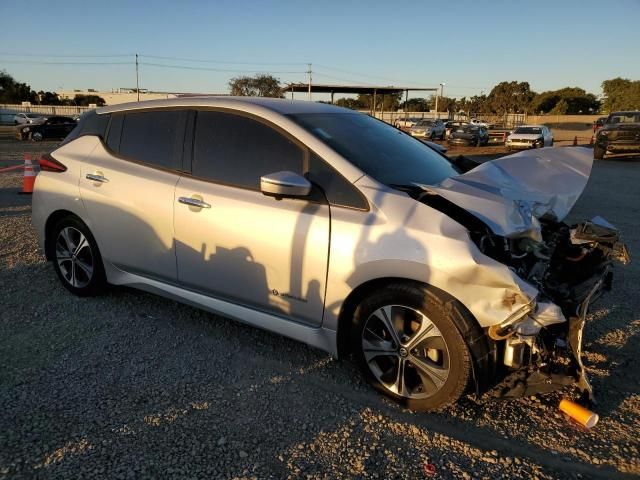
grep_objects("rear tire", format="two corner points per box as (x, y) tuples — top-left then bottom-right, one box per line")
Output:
(51, 216), (106, 296)
(351, 283), (472, 411)
(593, 144), (605, 160)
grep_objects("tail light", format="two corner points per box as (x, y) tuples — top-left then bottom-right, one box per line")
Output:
(39, 153), (67, 172)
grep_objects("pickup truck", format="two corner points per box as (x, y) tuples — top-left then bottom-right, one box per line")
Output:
(594, 111), (640, 159)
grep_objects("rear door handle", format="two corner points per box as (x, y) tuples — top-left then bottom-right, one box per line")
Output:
(86, 173), (108, 183)
(178, 196), (211, 209)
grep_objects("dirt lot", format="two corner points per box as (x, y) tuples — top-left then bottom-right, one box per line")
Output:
(1, 131), (639, 479)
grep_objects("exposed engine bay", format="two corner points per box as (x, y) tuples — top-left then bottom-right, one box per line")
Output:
(406, 148), (631, 403)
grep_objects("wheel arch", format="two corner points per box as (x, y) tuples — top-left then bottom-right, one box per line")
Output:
(336, 277), (497, 396)
(44, 209), (82, 260)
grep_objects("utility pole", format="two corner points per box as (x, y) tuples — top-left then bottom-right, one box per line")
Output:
(135, 53), (140, 102)
(307, 63), (312, 101)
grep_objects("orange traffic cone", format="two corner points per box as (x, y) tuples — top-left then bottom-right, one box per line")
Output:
(20, 154), (36, 194)
(573, 136), (578, 146)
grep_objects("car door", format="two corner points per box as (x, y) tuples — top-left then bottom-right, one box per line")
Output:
(174, 109), (331, 327)
(79, 109), (187, 282)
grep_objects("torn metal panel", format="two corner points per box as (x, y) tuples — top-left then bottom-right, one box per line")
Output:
(422, 147), (593, 239)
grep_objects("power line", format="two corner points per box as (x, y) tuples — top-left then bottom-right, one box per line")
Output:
(0, 52), (133, 58)
(0, 59), (132, 65)
(140, 54), (305, 66)
(140, 62), (304, 74)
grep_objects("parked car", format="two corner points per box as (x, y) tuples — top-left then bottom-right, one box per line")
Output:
(593, 116), (607, 133)
(394, 117), (421, 129)
(444, 121), (468, 139)
(594, 111), (640, 160)
(506, 125), (553, 150)
(32, 98), (627, 411)
(15, 116), (77, 141)
(14, 113), (43, 125)
(448, 124), (489, 146)
(409, 119), (445, 140)
(469, 118), (489, 128)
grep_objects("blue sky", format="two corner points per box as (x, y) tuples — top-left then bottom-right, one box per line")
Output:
(1, 0), (639, 100)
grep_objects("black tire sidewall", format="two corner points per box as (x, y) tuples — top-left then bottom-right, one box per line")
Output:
(51, 216), (106, 296)
(351, 284), (472, 411)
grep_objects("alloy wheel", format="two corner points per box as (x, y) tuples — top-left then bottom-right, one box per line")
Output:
(55, 227), (94, 288)
(361, 304), (450, 399)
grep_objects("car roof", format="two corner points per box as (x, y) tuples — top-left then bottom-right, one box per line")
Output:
(97, 96), (355, 116)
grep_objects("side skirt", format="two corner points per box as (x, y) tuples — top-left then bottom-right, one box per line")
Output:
(103, 262), (338, 356)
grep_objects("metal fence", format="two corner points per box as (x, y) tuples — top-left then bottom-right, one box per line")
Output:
(0, 104), (93, 117)
(367, 111), (529, 128)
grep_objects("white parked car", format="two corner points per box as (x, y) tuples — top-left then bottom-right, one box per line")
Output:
(469, 119), (488, 128)
(14, 113), (43, 125)
(506, 125), (554, 150)
(394, 117), (421, 129)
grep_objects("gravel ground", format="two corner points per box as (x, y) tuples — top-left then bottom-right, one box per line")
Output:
(0, 136), (639, 479)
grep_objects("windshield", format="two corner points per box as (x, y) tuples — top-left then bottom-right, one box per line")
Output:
(514, 127), (542, 134)
(288, 113), (459, 186)
(416, 120), (433, 126)
(607, 112), (640, 124)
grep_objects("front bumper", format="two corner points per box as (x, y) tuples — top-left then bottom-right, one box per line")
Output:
(507, 141), (544, 150)
(410, 131), (429, 138)
(603, 142), (640, 153)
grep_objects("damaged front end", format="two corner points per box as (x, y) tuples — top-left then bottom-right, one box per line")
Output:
(418, 147), (630, 402)
(482, 216), (629, 402)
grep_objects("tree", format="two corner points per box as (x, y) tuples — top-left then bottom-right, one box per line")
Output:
(399, 97), (430, 112)
(228, 74), (283, 98)
(530, 87), (600, 114)
(73, 94), (106, 106)
(0, 71), (37, 104)
(357, 92), (402, 111)
(486, 81), (535, 114)
(601, 78), (640, 112)
(334, 98), (361, 110)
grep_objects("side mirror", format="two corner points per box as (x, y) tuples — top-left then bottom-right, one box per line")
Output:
(260, 171), (311, 198)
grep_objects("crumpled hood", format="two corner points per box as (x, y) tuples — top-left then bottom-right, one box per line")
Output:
(420, 147), (593, 239)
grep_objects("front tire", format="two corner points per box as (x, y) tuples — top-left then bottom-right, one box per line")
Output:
(593, 144), (605, 160)
(51, 216), (106, 296)
(352, 283), (472, 411)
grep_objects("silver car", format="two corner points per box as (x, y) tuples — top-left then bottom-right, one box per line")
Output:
(410, 119), (445, 140)
(14, 112), (43, 125)
(32, 98), (627, 410)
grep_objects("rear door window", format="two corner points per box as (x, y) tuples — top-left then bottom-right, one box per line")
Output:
(118, 110), (186, 170)
(192, 110), (304, 189)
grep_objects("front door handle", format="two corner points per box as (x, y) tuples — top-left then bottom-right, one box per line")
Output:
(86, 173), (108, 183)
(178, 196), (211, 209)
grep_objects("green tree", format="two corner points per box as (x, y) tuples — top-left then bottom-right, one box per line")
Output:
(357, 92), (402, 111)
(487, 81), (535, 114)
(334, 98), (361, 110)
(601, 78), (640, 112)
(399, 97), (430, 111)
(73, 94), (106, 106)
(228, 74), (283, 98)
(0, 71), (36, 103)
(530, 87), (600, 114)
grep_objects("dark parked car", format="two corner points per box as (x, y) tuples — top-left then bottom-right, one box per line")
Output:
(15, 116), (77, 141)
(594, 111), (640, 160)
(592, 116), (607, 133)
(447, 124), (489, 146)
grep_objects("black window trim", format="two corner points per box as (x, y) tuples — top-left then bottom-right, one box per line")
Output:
(100, 107), (189, 175)
(185, 107), (369, 212)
